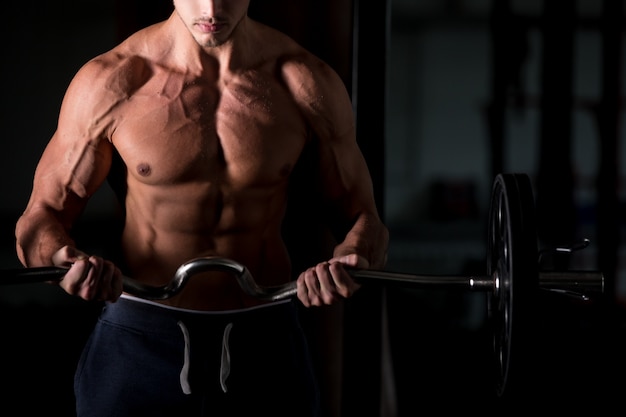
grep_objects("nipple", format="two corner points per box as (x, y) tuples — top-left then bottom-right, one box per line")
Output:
(137, 163), (151, 176)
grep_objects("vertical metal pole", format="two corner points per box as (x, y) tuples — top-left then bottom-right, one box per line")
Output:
(535, 0), (577, 253)
(342, 0), (389, 415)
(486, 0), (512, 180)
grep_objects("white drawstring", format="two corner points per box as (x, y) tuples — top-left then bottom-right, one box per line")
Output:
(177, 321), (192, 395)
(178, 320), (234, 394)
(220, 322), (234, 393)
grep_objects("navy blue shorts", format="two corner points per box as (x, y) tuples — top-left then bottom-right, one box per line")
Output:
(74, 295), (320, 417)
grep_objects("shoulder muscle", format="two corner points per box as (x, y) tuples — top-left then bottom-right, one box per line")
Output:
(280, 52), (354, 142)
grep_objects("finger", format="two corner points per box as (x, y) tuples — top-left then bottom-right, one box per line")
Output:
(59, 257), (90, 295)
(297, 271), (315, 307)
(315, 262), (341, 304)
(92, 258), (112, 302)
(100, 260), (123, 301)
(77, 256), (102, 300)
(303, 267), (325, 307)
(329, 262), (360, 297)
(296, 276), (310, 307)
(88, 257), (118, 301)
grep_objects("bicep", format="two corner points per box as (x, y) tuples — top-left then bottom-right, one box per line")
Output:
(307, 72), (376, 216)
(283, 55), (377, 217)
(29, 70), (114, 219)
(33, 130), (113, 205)
(317, 130), (377, 215)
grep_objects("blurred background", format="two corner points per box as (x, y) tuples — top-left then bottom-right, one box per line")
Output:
(1, 0), (625, 415)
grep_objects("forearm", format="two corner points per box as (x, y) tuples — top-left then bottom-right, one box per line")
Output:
(333, 212), (389, 269)
(15, 207), (76, 267)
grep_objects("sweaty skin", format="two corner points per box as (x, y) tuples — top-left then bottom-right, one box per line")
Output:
(15, 1), (388, 311)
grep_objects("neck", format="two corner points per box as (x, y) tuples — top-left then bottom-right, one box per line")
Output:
(164, 11), (257, 74)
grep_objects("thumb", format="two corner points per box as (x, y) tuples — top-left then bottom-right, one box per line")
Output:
(333, 253), (370, 269)
(51, 246), (90, 266)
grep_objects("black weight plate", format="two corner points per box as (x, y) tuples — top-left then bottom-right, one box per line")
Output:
(487, 173), (539, 398)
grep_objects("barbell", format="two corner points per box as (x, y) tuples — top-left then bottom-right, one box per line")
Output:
(0, 173), (604, 398)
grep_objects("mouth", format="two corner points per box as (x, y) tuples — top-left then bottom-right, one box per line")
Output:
(195, 20), (225, 34)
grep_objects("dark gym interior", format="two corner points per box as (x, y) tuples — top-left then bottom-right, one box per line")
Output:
(1, 0), (625, 415)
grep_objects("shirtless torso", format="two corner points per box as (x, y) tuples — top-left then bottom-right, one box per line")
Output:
(15, 5), (388, 311)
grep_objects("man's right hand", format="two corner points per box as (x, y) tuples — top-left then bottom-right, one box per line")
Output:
(51, 246), (123, 302)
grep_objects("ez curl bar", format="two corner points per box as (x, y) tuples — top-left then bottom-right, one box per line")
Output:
(0, 173), (604, 398)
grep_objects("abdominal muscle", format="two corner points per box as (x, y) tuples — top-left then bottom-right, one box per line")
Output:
(117, 186), (294, 311)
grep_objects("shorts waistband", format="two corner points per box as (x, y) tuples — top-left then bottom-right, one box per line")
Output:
(120, 293), (291, 315)
(101, 295), (297, 336)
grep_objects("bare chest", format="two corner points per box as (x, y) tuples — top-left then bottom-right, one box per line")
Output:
(110, 74), (308, 187)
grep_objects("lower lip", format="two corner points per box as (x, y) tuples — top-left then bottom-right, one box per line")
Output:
(197, 23), (222, 33)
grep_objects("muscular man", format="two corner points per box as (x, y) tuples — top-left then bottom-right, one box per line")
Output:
(15, 1), (388, 416)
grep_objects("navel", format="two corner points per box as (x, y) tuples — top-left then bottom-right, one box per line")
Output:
(137, 163), (151, 176)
